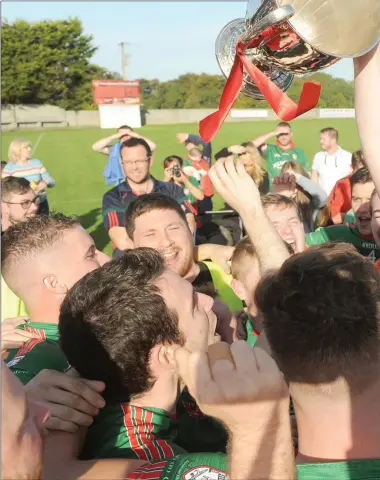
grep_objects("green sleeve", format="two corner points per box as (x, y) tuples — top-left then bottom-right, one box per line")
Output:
(306, 228), (329, 247)
(298, 149), (310, 172)
(6, 341), (69, 385)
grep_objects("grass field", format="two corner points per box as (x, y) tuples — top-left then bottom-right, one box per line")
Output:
(1, 119), (360, 255)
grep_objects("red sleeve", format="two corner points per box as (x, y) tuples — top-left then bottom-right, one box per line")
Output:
(329, 178), (351, 218)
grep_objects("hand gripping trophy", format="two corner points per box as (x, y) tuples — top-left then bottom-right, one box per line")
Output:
(199, 0), (380, 142)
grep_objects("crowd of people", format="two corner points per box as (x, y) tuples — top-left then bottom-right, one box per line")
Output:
(1, 43), (379, 480)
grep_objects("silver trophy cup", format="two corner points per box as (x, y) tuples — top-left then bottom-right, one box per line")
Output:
(216, 0), (380, 100)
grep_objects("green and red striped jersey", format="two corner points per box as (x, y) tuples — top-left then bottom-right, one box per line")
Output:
(126, 453), (228, 480)
(81, 404), (186, 461)
(6, 322), (69, 385)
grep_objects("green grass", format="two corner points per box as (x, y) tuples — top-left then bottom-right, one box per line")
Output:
(1, 119), (360, 255)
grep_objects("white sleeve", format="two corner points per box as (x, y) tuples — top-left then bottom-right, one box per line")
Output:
(312, 153), (320, 172)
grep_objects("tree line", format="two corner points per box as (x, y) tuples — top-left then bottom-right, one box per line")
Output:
(2, 18), (354, 111)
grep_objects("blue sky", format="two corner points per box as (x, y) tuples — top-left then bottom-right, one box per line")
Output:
(3, 1), (354, 82)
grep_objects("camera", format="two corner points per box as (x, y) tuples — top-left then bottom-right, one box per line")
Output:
(172, 165), (182, 178)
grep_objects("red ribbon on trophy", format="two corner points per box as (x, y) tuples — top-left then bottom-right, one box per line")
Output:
(199, 33), (321, 143)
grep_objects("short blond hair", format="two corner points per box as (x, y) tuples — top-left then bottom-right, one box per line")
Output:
(8, 138), (32, 163)
(231, 236), (257, 281)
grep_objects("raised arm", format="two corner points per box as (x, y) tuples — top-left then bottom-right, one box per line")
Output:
(251, 127), (279, 148)
(128, 130), (157, 152)
(209, 157), (290, 274)
(92, 131), (126, 155)
(294, 173), (328, 208)
(354, 42), (380, 193)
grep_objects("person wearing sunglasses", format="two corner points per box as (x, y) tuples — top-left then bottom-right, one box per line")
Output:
(252, 121), (309, 186)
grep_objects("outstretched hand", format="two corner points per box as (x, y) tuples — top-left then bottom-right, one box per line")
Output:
(209, 157), (261, 216)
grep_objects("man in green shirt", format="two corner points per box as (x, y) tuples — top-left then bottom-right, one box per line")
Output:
(307, 167), (380, 261)
(252, 121), (309, 185)
(59, 248), (228, 459)
(2, 213), (110, 384)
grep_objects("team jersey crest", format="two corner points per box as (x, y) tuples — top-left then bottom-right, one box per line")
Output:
(182, 466), (229, 480)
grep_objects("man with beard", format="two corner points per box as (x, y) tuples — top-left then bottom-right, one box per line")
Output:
(307, 167), (379, 261)
(59, 248), (220, 459)
(102, 137), (195, 256)
(124, 193), (243, 314)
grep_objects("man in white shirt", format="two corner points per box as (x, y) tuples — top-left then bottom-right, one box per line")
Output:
(311, 127), (352, 195)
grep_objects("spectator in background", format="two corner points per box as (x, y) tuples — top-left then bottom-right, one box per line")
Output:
(307, 167), (379, 261)
(176, 132), (212, 165)
(182, 147), (216, 243)
(92, 125), (156, 187)
(92, 125), (157, 188)
(271, 161), (328, 233)
(311, 127), (352, 196)
(252, 122), (309, 185)
(3, 138), (55, 215)
(163, 155), (204, 214)
(1, 177), (38, 329)
(102, 138), (195, 256)
(329, 150), (366, 224)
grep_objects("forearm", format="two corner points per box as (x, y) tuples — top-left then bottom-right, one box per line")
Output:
(228, 405), (295, 480)
(136, 134), (156, 152)
(41, 172), (55, 187)
(354, 43), (380, 193)
(240, 206), (290, 273)
(183, 178), (204, 201)
(44, 430), (145, 480)
(311, 170), (319, 184)
(296, 174), (327, 208)
(92, 134), (120, 153)
(109, 227), (133, 250)
(252, 131), (275, 148)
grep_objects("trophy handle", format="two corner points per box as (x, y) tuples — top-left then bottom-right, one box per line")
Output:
(241, 4), (295, 48)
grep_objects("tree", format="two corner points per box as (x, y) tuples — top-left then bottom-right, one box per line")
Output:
(1, 18), (118, 109)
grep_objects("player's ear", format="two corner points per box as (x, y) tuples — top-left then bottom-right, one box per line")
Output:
(42, 274), (67, 295)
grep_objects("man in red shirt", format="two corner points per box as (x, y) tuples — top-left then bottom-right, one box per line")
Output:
(329, 150), (365, 224)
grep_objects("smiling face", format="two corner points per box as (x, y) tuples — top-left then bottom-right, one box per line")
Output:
(2, 189), (39, 228)
(352, 181), (375, 236)
(155, 268), (217, 351)
(121, 144), (152, 184)
(264, 204), (305, 253)
(131, 208), (195, 278)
